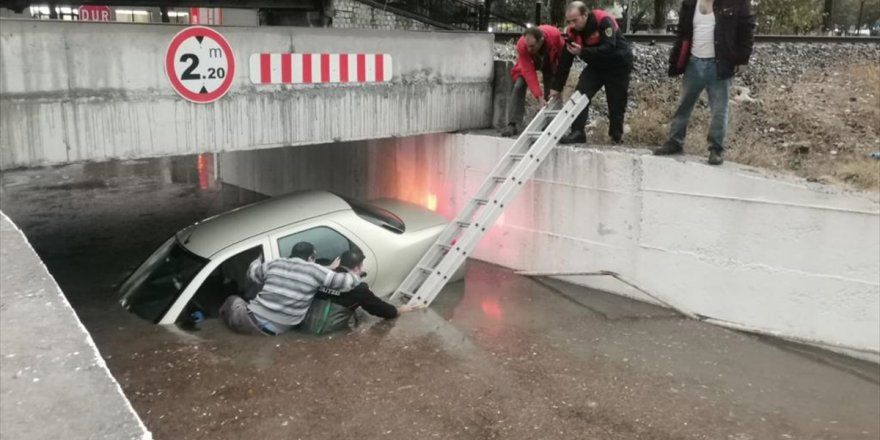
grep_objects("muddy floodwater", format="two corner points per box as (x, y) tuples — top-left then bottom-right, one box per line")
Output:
(1, 156), (878, 440)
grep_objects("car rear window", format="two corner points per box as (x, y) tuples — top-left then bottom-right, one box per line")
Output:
(342, 197), (406, 234)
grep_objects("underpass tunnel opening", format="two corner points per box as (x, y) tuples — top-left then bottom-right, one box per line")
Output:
(1, 133), (467, 332)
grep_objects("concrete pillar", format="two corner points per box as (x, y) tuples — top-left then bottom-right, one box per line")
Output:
(492, 60), (514, 129)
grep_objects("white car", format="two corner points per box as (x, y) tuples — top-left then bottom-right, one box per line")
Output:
(119, 191), (464, 326)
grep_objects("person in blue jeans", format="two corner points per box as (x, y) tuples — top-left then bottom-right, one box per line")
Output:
(653, 0), (755, 165)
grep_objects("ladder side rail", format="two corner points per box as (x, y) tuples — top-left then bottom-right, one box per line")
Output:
(405, 95), (589, 305)
(396, 93), (589, 305)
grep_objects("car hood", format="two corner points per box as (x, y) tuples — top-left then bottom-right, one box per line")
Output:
(367, 199), (447, 233)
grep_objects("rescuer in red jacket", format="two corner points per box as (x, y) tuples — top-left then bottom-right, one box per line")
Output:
(502, 25), (566, 137)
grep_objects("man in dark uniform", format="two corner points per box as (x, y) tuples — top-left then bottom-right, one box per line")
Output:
(549, 1), (634, 145)
(300, 250), (415, 335)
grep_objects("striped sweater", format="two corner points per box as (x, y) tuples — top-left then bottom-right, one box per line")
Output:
(246, 257), (360, 327)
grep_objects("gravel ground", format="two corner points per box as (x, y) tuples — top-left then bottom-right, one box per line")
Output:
(495, 41), (880, 190)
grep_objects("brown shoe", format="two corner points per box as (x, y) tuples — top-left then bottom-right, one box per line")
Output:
(652, 142), (684, 155)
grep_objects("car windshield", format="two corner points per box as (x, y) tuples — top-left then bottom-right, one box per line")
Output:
(342, 196), (406, 234)
(119, 235), (208, 323)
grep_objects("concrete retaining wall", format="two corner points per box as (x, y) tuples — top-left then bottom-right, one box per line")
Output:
(217, 134), (880, 361)
(0, 20), (493, 169)
(462, 136), (880, 362)
(0, 213), (152, 439)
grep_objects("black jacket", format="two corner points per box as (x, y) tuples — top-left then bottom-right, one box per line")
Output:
(300, 280), (398, 335)
(552, 14), (633, 92)
(668, 0), (756, 79)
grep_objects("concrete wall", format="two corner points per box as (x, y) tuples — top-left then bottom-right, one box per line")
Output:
(0, 213), (152, 439)
(217, 134), (880, 361)
(462, 136), (880, 362)
(218, 134), (461, 209)
(221, 8), (260, 26)
(0, 20), (493, 169)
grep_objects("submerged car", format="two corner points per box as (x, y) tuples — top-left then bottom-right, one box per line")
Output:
(119, 191), (464, 326)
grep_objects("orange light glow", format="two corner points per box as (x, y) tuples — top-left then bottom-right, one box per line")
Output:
(426, 193), (437, 212)
(197, 154), (208, 190)
(480, 299), (503, 320)
(197, 153), (216, 190)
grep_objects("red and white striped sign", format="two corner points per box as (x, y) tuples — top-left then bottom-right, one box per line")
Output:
(249, 53), (393, 85)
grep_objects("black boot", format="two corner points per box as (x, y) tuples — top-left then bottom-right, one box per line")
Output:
(500, 123), (520, 137)
(559, 129), (586, 145)
(652, 141), (684, 155)
(708, 149), (725, 165)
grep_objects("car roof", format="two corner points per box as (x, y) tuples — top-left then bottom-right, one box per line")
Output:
(178, 190), (351, 257)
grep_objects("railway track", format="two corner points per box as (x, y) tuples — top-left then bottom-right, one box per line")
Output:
(495, 32), (880, 44)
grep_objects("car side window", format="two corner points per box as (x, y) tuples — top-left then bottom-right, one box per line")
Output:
(278, 226), (357, 265)
(176, 245), (263, 326)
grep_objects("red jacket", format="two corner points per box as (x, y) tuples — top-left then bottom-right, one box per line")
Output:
(511, 25), (564, 99)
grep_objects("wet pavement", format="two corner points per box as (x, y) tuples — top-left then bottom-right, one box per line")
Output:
(1, 156), (879, 440)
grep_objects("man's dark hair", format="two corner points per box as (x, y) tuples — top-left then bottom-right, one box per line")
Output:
(339, 250), (366, 270)
(523, 26), (544, 41)
(290, 241), (316, 259)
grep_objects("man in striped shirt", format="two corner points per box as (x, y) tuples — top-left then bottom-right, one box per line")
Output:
(220, 242), (360, 336)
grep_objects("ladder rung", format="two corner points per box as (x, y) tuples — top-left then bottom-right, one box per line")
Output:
(394, 91), (590, 310)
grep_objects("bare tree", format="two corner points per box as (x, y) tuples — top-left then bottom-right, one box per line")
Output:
(551, 0), (566, 25)
(822, 0), (834, 32)
(653, 0), (667, 30)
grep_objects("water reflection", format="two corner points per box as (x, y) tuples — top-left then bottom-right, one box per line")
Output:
(1, 153), (878, 440)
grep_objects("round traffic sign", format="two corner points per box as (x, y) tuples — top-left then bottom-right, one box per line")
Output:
(165, 26), (235, 104)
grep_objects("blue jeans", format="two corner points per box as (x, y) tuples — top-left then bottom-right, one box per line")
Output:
(666, 57), (731, 151)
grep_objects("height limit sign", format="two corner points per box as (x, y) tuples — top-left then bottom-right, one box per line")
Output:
(165, 26), (235, 104)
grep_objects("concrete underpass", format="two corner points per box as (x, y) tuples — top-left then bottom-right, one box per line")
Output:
(1, 11), (879, 440)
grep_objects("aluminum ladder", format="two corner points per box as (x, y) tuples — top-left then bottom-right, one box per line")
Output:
(390, 91), (591, 307)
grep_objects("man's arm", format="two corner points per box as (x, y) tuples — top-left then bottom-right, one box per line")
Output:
(550, 40), (575, 94)
(348, 283), (399, 319)
(735, 0), (756, 65)
(247, 257), (267, 285)
(306, 262), (360, 292)
(581, 18), (619, 58)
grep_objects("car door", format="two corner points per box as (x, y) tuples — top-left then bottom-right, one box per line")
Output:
(267, 219), (377, 286)
(159, 237), (271, 325)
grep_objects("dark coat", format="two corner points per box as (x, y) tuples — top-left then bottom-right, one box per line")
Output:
(300, 280), (398, 335)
